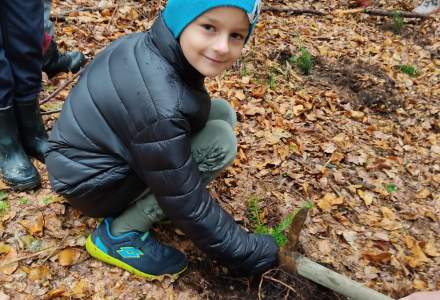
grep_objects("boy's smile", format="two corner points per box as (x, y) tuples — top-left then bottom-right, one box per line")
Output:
(179, 7), (250, 77)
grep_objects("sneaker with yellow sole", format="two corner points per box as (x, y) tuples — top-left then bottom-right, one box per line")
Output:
(85, 218), (187, 281)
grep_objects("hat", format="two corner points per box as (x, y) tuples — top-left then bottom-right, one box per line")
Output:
(163, 0), (261, 42)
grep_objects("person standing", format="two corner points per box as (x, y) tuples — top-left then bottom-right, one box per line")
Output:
(42, 0), (86, 78)
(0, 1), (47, 191)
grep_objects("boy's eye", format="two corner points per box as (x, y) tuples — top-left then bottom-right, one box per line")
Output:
(201, 24), (215, 32)
(230, 33), (245, 41)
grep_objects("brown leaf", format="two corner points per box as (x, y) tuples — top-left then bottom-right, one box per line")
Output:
(0, 180), (8, 191)
(45, 288), (67, 299)
(0, 244), (18, 275)
(363, 251), (392, 264)
(317, 193), (344, 211)
(415, 188), (430, 199)
(358, 190), (375, 205)
(28, 265), (50, 281)
(423, 240), (440, 257)
(58, 248), (81, 266)
(19, 214), (44, 237)
(251, 85), (266, 98)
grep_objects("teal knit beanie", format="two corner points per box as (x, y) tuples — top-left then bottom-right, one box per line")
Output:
(163, 0), (261, 42)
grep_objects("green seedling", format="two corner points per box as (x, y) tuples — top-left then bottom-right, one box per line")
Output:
(396, 64), (419, 76)
(267, 72), (278, 89)
(0, 191), (7, 201)
(0, 200), (8, 215)
(19, 197), (29, 205)
(41, 196), (53, 206)
(240, 64), (249, 77)
(392, 11), (405, 34)
(247, 197), (313, 247)
(290, 48), (313, 75)
(386, 183), (397, 193)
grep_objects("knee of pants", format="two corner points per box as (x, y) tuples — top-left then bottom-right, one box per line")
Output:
(191, 119), (237, 170)
(209, 98), (237, 128)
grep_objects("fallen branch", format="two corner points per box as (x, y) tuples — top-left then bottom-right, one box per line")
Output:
(0, 246), (58, 269)
(339, 8), (428, 18)
(294, 255), (394, 300)
(263, 6), (428, 19)
(262, 7), (326, 16)
(40, 69), (84, 106)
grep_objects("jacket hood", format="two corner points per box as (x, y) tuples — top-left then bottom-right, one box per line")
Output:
(149, 15), (205, 89)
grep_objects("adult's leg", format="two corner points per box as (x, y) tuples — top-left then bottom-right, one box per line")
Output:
(0, 7), (14, 109)
(4, 1), (48, 162)
(42, 0), (86, 78)
(0, 3), (41, 191)
(3, 0), (43, 103)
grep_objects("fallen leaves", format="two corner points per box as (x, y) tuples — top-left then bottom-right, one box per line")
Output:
(57, 248), (81, 266)
(317, 193), (344, 211)
(357, 189), (375, 205)
(0, 244), (18, 275)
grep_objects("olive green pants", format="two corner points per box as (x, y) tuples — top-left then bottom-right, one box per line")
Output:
(111, 99), (237, 235)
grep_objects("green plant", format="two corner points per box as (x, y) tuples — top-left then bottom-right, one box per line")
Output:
(247, 197), (313, 247)
(290, 48), (313, 75)
(41, 196), (53, 206)
(392, 11), (405, 34)
(386, 183), (398, 193)
(267, 72), (278, 89)
(396, 64), (419, 76)
(0, 200), (8, 215)
(19, 197), (29, 205)
(240, 64), (249, 77)
(0, 191), (7, 201)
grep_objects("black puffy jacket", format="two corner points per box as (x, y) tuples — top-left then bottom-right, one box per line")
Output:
(45, 16), (278, 275)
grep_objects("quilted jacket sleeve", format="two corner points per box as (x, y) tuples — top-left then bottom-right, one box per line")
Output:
(129, 117), (278, 275)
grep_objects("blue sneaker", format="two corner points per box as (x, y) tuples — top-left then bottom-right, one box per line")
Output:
(85, 218), (187, 281)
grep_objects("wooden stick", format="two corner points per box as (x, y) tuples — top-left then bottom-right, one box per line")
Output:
(294, 255), (394, 300)
(40, 69), (84, 105)
(264, 6), (428, 19)
(263, 7), (326, 16)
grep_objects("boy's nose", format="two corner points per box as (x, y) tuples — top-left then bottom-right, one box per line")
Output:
(212, 35), (230, 54)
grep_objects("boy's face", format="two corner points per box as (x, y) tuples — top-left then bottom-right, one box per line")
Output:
(179, 7), (249, 77)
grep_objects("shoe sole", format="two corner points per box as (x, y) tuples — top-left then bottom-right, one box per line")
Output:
(85, 235), (187, 281)
(1, 177), (41, 192)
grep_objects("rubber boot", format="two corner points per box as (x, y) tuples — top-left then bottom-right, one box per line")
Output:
(0, 106), (40, 191)
(14, 98), (48, 162)
(42, 40), (86, 78)
(413, 0), (440, 16)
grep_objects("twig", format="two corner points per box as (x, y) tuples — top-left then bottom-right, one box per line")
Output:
(263, 275), (298, 295)
(263, 7), (326, 16)
(0, 246), (58, 269)
(41, 109), (62, 115)
(264, 6), (428, 19)
(360, 8), (428, 19)
(40, 233), (70, 264)
(40, 69), (84, 105)
(258, 269), (274, 300)
(51, 4), (120, 19)
(104, 1), (120, 34)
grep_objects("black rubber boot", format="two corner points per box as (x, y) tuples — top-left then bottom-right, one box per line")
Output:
(42, 40), (86, 78)
(0, 106), (40, 191)
(14, 98), (48, 163)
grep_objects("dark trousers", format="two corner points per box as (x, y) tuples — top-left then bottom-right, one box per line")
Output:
(0, 1), (43, 108)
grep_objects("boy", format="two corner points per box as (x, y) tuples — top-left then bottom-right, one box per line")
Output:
(45, 0), (279, 280)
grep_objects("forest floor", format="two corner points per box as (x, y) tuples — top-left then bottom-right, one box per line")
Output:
(0, 0), (439, 299)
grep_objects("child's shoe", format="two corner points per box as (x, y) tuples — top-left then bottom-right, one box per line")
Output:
(413, 0), (440, 16)
(85, 218), (187, 281)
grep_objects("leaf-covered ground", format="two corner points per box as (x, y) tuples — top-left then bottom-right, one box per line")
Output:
(1, 0), (439, 299)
